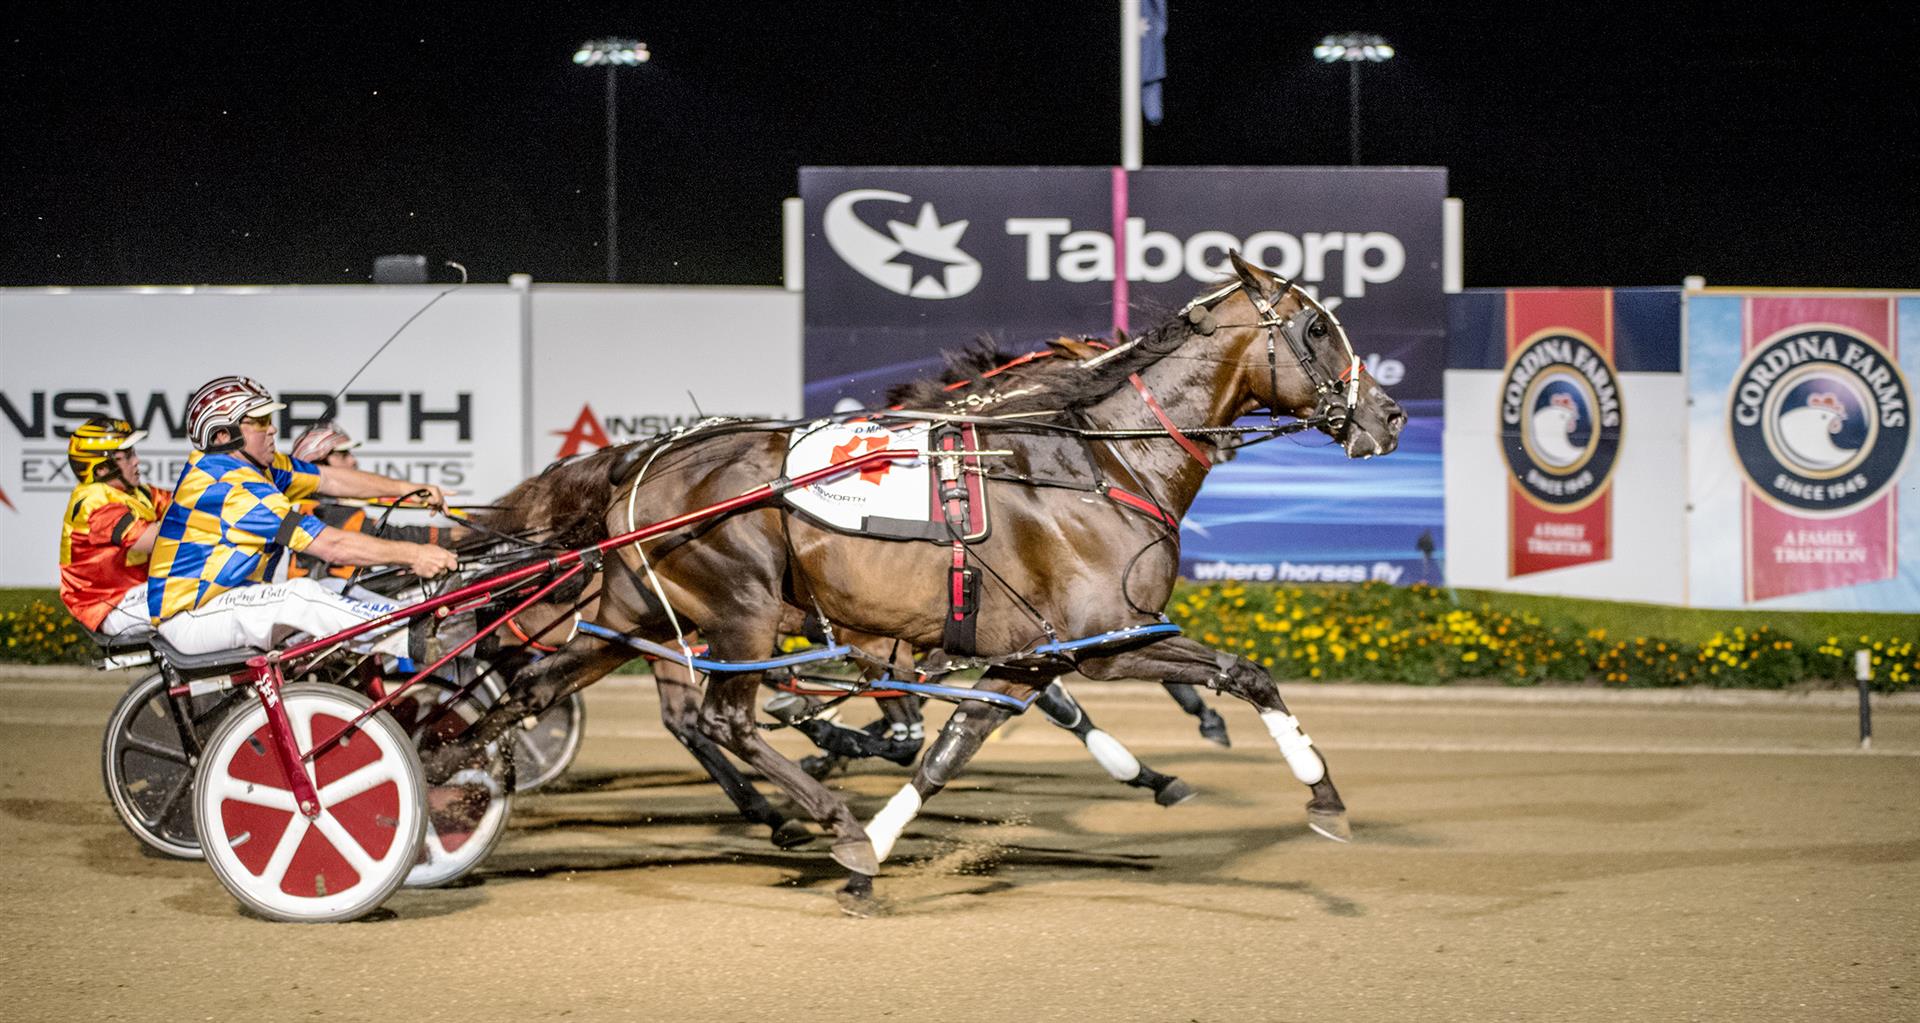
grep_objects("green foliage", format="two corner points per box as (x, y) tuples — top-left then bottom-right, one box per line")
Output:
(0, 598), (95, 665)
(0, 583), (1910, 689)
(1166, 582), (1917, 692)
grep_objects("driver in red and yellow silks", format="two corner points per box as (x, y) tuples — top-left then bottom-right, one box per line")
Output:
(57, 417), (174, 638)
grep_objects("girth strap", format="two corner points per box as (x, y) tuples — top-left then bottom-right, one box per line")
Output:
(934, 423), (981, 655)
(942, 539), (979, 656)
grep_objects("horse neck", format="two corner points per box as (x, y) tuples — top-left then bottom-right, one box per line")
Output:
(1075, 330), (1253, 516)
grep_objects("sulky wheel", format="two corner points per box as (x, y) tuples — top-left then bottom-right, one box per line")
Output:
(510, 691), (586, 793)
(100, 671), (248, 859)
(381, 679), (512, 888)
(193, 683), (425, 923)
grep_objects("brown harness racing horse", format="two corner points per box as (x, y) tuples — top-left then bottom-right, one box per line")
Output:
(438, 252), (1406, 913)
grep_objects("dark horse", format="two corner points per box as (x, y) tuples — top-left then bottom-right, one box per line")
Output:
(441, 252), (1405, 913)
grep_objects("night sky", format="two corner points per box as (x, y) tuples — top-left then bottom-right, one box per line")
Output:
(5, 3), (1916, 291)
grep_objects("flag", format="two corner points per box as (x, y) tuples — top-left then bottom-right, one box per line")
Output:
(1141, 0), (1167, 125)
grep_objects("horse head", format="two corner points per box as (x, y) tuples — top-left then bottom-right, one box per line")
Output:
(1213, 250), (1406, 458)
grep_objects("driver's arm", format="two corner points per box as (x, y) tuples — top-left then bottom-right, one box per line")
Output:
(304, 527), (456, 578)
(315, 464), (448, 510)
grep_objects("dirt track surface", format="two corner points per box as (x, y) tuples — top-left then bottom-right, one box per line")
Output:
(2, 670), (1916, 1023)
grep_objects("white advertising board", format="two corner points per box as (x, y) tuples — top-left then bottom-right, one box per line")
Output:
(1443, 287), (1690, 603)
(0, 286), (526, 586)
(1444, 370), (1690, 603)
(527, 286), (801, 467)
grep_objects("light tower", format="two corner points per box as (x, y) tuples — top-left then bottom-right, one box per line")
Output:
(573, 38), (651, 282)
(1314, 33), (1394, 165)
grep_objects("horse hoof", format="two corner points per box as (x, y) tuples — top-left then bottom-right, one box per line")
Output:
(801, 754), (845, 781)
(836, 882), (884, 918)
(419, 741), (483, 787)
(1308, 809), (1352, 843)
(1154, 778), (1198, 807)
(1197, 708), (1231, 747)
(769, 819), (815, 849)
(830, 838), (880, 875)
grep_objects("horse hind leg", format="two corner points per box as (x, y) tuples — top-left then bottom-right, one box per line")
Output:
(779, 699), (924, 769)
(695, 667), (879, 890)
(1161, 681), (1232, 747)
(1036, 681), (1195, 807)
(1081, 637), (1349, 842)
(655, 666), (812, 849)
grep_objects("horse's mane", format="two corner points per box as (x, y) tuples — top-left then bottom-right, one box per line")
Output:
(478, 443), (637, 548)
(883, 313), (1196, 417)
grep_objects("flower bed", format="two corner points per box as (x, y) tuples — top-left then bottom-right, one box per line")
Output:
(1166, 582), (1917, 692)
(1, 583), (1912, 691)
(0, 599), (96, 665)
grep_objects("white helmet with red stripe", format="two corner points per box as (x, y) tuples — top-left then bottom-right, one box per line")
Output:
(185, 375), (287, 451)
(290, 420), (360, 463)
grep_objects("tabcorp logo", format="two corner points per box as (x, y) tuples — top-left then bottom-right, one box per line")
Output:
(1729, 326), (1911, 514)
(1499, 331), (1623, 510)
(822, 189), (981, 299)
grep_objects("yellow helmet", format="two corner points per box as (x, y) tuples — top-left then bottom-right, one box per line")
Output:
(67, 416), (147, 484)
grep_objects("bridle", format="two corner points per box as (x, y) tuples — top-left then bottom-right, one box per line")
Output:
(1176, 274), (1364, 438)
(870, 267), (1371, 467)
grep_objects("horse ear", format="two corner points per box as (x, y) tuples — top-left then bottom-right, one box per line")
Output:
(1048, 335), (1103, 360)
(1226, 249), (1270, 298)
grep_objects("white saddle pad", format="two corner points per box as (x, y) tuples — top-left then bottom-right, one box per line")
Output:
(781, 419), (931, 532)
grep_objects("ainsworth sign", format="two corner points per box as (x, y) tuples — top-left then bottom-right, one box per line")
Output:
(0, 287), (525, 586)
(802, 166), (1448, 582)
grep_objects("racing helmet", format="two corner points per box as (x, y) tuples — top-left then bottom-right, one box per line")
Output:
(184, 375), (287, 452)
(67, 416), (147, 484)
(291, 420), (361, 463)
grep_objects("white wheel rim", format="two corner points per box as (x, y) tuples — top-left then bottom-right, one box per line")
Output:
(512, 693), (583, 792)
(198, 690), (421, 919)
(388, 685), (511, 888)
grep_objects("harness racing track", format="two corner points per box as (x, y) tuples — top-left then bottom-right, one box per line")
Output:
(2, 670), (1915, 1023)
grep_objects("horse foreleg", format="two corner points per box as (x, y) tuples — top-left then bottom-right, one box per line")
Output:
(1036, 680), (1195, 806)
(1080, 636), (1349, 842)
(1161, 681), (1231, 747)
(421, 637), (630, 784)
(865, 675), (1033, 866)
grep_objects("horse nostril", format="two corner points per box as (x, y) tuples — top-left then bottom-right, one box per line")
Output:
(1388, 407), (1408, 431)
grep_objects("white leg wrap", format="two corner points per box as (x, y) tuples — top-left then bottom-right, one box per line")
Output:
(1260, 710), (1326, 785)
(865, 784), (922, 864)
(1083, 729), (1142, 781)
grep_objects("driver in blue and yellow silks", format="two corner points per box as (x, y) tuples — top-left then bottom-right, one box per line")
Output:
(146, 375), (458, 656)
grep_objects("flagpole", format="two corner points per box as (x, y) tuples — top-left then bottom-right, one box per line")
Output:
(1120, 0), (1141, 171)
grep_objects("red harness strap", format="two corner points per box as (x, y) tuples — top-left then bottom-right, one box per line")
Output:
(1104, 485), (1180, 529)
(1128, 373), (1212, 468)
(505, 615), (561, 653)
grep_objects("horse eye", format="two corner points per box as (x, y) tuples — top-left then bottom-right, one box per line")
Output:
(1309, 320), (1329, 339)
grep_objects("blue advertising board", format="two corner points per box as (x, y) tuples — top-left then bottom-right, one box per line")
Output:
(800, 166), (1448, 582)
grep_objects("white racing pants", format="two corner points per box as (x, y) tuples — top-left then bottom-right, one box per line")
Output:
(155, 578), (405, 657)
(95, 582), (156, 639)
